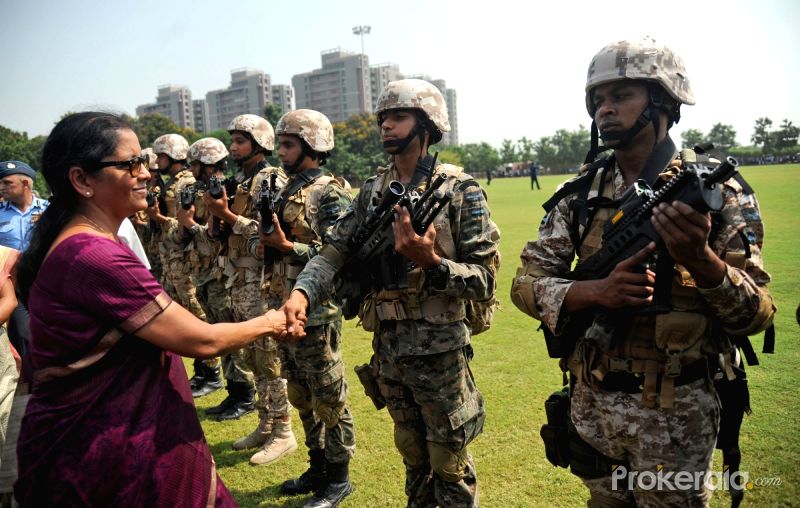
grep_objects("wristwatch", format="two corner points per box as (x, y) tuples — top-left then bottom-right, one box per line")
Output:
(425, 258), (449, 290)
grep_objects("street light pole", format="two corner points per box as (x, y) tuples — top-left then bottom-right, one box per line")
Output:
(352, 25), (371, 113)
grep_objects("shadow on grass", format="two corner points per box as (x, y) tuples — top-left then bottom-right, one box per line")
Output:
(228, 487), (311, 507)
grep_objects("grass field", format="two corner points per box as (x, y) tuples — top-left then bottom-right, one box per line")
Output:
(193, 164), (800, 507)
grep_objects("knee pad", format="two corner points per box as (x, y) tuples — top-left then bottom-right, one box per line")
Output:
(313, 399), (346, 428)
(287, 381), (312, 413)
(427, 442), (467, 483)
(394, 424), (427, 468)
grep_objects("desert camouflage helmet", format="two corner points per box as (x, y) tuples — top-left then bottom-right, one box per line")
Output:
(188, 138), (229, 165)
(375, 79), (451, 135)
(141, 148), (158, 170)
(276, 109), (334, 152)
(227, 114), (275, 151)
(152, 133), (190, 161)
(585, 36), (695, 115)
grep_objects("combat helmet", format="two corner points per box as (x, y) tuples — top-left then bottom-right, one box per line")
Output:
(275, 109), (334, 171)
(375, 79), (450, 148)
(227, 114), (275, 152)
(583, 36), (693, 161)
(141, 148), (158, 171)
(188, 138), (229, 166)
(152, 133), (189, 161)
(276, 109), (334, 152)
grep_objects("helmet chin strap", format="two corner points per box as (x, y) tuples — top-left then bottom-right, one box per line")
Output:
(382, 124), (419, 154)
(233, 148), (261, 167)
(282, 142), (317, 174)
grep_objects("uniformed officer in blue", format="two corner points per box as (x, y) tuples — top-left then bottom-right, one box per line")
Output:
(0, 161), (48, 356)
(0, 161), (48, 251)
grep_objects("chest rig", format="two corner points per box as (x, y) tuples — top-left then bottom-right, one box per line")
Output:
(358, 164), (467, 329)
(561, 148), (741, 408)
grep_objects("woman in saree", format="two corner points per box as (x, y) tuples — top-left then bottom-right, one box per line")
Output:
(13, 112), (298, 507)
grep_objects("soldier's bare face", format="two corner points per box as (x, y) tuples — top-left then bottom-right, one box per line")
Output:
(229, 132), (253, 159)
(155, 153), (171, 173)
(592, 81), (649, 137)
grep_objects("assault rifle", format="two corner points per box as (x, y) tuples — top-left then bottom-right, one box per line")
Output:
(336, 154), (454, 318)
(179, 185), (196, 244)
(206, 175), (230, 240)
(545, 156), (740, 357)
(258, 173), (281, 266)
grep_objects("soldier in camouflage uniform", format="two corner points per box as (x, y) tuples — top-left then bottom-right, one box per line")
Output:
(203, 114), (297, 462)
(146, 133), (223, 395)
(282, 79), (498, 507)
(175, 138), (233, 397)
(511, 37), (775, 507)
(253, 109), (356, 507)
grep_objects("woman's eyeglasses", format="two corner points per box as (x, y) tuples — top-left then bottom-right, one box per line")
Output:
(94, 155), (150, 177)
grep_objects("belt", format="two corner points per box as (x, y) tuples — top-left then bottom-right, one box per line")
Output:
(599, 358), (710, 394)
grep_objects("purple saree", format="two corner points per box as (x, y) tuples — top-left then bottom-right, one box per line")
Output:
(15, 233), (236, 507)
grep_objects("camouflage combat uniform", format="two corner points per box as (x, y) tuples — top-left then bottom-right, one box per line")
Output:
(511, 152), (775, 506)
(253, 169), (356, 466)
(223, 162), (291, 423)
(159, 169), (208, 322)
(293, 162), (498, 506)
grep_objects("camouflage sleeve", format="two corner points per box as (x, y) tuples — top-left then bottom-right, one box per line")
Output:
(697, 182), (775, 335)
(163, 217), (181, 244)
(436, 180), (498, 301)
(232, 214), (258, 237)
(293, 180), (369, 309)
(510, 196), (577, 333)
(287, 183), (353, 264)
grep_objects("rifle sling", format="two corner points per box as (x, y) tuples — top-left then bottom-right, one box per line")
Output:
(275, 168), (324, 236)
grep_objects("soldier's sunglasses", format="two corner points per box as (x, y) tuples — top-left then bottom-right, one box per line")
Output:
(94, 155), (150, 177)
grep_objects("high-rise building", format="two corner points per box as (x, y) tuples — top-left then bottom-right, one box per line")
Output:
(369, 63), (404, 109)
(271, 84), (296, 114)
(136, 85), (193, 129)
(292, 49), (372, 123)
(206, 68), (272, 131)
(405, 75), (459, 146)
(192, 99), (210, 133)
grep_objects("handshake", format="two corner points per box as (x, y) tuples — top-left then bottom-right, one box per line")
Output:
(263, 291), (310, 341)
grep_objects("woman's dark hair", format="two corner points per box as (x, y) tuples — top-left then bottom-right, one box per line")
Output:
(17, 112), (132, 304)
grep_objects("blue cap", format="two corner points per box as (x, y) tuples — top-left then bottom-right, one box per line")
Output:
(0, 161), (36, 179)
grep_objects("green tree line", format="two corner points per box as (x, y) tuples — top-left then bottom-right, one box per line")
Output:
(3, 111), (798, 196)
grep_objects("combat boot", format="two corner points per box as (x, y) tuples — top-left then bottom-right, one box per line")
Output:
(192, 364), (224, 398)
(206, 380), (250, 416)
(232, 410), (272, 450)
(216, 383), (255, 421)
(303, 461), (352, 508)
(249, 418), (298, 465)
(188, 359), (205, 392)
(280, 449), (327, 496)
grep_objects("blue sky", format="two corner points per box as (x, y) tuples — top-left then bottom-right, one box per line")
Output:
(2, 0), (798, 148)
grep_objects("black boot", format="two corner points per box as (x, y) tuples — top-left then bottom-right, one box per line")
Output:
(280, 449), (327, 496)
(303, 461), (352, 508)
(192, 364), (224, 398)
(216, 382), (255, 421)
(205, 381), (243, 416)
(189, 359), (205, 392)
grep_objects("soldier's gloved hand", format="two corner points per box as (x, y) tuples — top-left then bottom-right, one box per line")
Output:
(651, 200), (725, 287)
(260, 213), (293, 253)
(596, 242), (656, 309)
(391, 205), (440, 269)
(176, 204), (195, 228)
(278, 290), (309, 341)
(203, 186), (229, 217)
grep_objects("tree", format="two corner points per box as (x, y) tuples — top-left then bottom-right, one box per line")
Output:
(750, 117), (773, 149)
(460, 142), (500, 176)
(436, 147), (462, 167)
(681, 128), (706, 149)
(706, 123), (737, 152)
(129, 113), (197, 147)
(517, 136), (535, 163)
(772, 119), (800, 150)
(499, 139), (517, 163)
(328, 113), (385, 185)
(263, 103), (284, 127)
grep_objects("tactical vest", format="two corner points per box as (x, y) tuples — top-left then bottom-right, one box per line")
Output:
(564, 150), (744, 408)
(360, 164), (500, 335)
(161, 170), (196, 262)
(269, 174), (339, 301)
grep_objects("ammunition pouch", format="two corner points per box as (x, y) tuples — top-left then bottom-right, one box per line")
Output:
(354, 356), (385, 410)
(373, 293), (465, 324)
(540, 386), (628, 478)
